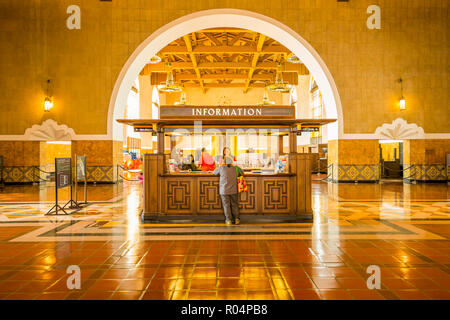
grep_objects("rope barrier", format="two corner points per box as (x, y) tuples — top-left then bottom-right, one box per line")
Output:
(118, 174), (141, 182)
(32, 172), (52, 182)
(118, 165), (141, 173)
(317, 164), (333, 182)
(34, 166), (55, 174)
(379, 163), (417, 182)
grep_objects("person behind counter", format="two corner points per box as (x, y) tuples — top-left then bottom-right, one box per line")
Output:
(198, 147), (215, 171)
(181, 154), (198, 171)
(219, 147), (236, 165)
(213, 156), (244, 225)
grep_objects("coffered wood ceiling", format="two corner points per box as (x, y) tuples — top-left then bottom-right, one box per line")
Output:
(140, 28), (309, 93)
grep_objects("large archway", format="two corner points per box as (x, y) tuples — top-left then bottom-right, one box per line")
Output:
(108, 9), (343, 141)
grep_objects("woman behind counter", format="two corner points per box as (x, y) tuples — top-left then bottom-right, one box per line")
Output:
(219, 147), (236, 166)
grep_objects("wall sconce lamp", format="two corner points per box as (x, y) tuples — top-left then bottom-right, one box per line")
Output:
(398, 78), (406, 110)
(44, 79), (53, 112)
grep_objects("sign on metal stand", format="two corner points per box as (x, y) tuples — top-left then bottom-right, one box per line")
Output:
(64, 157), (82, 209)
(75, 155), (87, 205)
(46, 157), (72, 215)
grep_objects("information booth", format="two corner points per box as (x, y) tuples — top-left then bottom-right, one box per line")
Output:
(118, 105), (335, 221)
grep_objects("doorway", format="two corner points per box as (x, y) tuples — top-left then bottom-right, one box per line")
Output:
(379, 140), (403, 180)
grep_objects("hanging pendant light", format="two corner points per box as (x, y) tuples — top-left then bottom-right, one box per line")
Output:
(258, 87), (275, 106)
(158, 62), (183, 93)
(149, 55), (162, 64)
(174, 89), (189, 105)
(266, 63), (291, 93)
(287, 53), (302, 64)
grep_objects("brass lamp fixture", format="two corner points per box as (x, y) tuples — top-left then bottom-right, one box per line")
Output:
(158, 62), (183, 93)
(398, 78), (406, 110)
(266, 62), (291, 93)
(44, 79), (53, 112)
(258, 87), (275, 106)
(149, 55), (162, 64)
(287, 53), (302, 64)
(174, 88), (189, 106)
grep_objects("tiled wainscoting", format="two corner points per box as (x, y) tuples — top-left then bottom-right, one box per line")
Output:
(329, 164), (380, 183)
(1, 166), (119, 184)
(404, 164), (448, 182)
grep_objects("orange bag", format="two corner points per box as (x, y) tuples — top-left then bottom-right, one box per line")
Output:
(236, 167), (247, 193)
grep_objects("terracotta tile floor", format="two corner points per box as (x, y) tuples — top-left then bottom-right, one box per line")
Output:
(0, 180), (448, 300)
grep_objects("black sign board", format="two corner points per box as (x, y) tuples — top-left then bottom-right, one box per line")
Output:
(300, 126), (319, 132)
(76, 155), (86, 180)
(47, 157), (72, 215)
(56, 157), (72, 189)
(134, 127), (153, 132)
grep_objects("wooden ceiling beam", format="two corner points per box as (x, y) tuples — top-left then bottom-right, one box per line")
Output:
(197, 28), (255, 33)
(159, 45), (290, 54)
(183, 34), (205, 93)
(152, 72), (296, 82)
(202, 32), (223, 46)
(140, 62), (308, 73)
(183, 83), (266, 88)
(244, 34), (265, 93)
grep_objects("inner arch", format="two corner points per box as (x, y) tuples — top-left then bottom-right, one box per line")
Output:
(108, 9), (342, 141)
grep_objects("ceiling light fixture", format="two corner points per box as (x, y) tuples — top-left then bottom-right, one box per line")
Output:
(287, 53), (302, 64)
(258, 87), (275, 106)
(174, 89), (189, 105)
(149, 55), (162, 64)
(266, 63), (291, 93)
(158, 63), (183, 93)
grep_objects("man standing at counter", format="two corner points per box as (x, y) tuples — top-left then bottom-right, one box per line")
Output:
(213, 156), (243, 225)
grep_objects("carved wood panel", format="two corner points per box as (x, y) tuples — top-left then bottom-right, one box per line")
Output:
(239, 177), (257, 213)
(166, 179), (192, 214)
(197, 178), (223, 214)
(263, 178), (289, 213)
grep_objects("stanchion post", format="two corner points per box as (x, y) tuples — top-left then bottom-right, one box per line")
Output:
(74, 158), (78, 203)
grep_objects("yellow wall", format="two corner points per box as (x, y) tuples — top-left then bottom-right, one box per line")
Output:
(0, 1), (448, 136)
(404, 139), (450, 165)
(39, 142), (71, 171)
(0, 141), (40, 166)
(164, 88), (286, 106)
(71, 140), (122, 166)
(328, 139), (379, 165)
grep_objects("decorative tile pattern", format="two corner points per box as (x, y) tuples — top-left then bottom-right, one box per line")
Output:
(404, 164), (447, 182)
(1, 166), (39, 183)
(85, 166), (115, 183)
(331, 164), (380, 182)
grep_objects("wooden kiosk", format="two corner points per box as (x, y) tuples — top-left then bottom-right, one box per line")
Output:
(118, 105), (335, 221)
